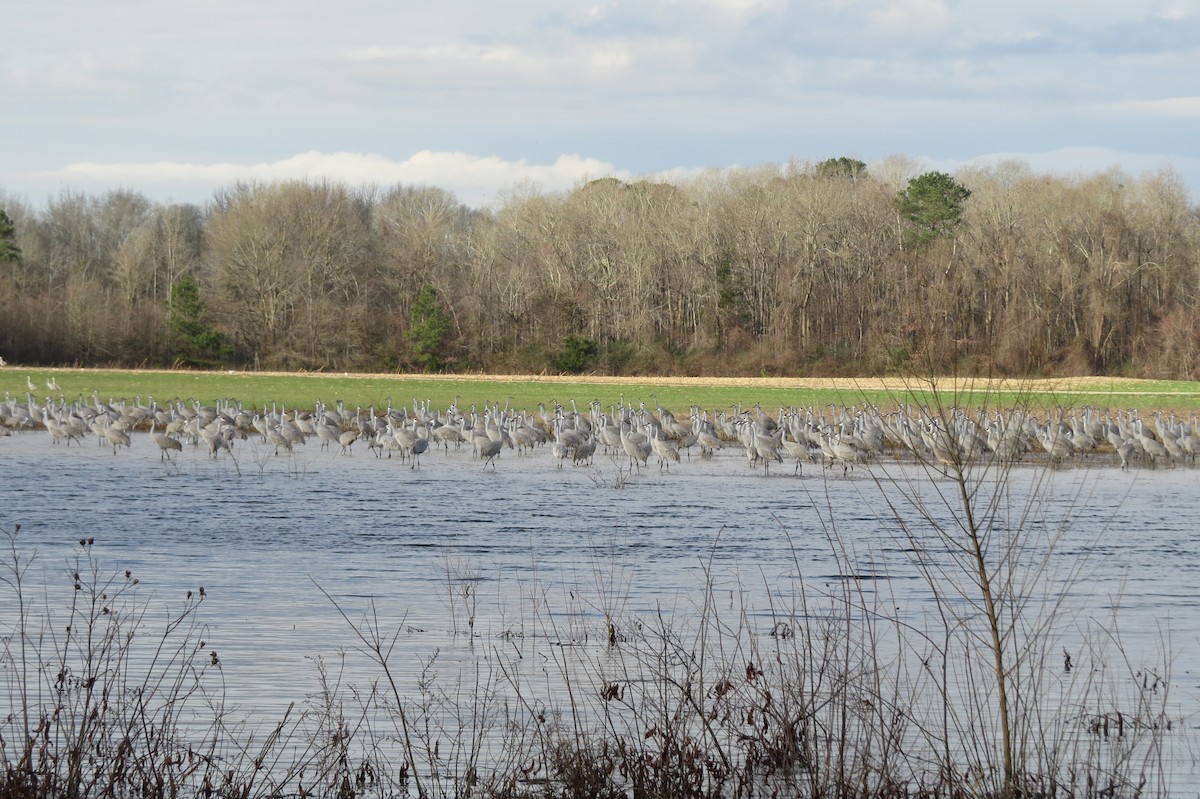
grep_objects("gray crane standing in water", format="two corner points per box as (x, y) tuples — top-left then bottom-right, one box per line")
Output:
(338, 429), (359, 455)
(150, 419), (183, 461)
(199, 423), (230, 458)
(650, 424), (680, 472)
(409, 423), (430, 469)
(779, 428), (810, 475)
(619, 418), (651, 472)
(692, 412), (724, 459)
(550, 429), (571, 468)
(573, 431), (597, 466)
(104, 419), (131, 455)
(479, 434), (503, 470)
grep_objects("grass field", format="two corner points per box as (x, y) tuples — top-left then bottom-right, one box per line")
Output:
(5, 366), (1200, 415)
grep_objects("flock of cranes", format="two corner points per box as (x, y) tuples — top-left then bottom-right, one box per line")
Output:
(22, 374), (60, 393)
(2, 388), (1196, 474)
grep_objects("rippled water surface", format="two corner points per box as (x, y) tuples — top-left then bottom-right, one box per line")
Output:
(2, 429), (1199, 782)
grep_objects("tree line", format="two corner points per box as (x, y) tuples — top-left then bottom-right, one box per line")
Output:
(1, 156), (1198, 378)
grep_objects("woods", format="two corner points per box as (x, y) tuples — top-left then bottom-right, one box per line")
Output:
(1, 158), (1197, 378)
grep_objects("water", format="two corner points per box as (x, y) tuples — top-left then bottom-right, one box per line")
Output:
(2, 429), (1198, 791)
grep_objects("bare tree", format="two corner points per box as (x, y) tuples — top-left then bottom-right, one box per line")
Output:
(208, 180), (372, 367)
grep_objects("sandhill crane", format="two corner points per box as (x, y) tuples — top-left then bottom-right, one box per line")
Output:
(373, 424), (404, 459)
(779, 429), (810, 475)
(409, 424), (430, 469)
(537, 402), (557, 434)
(650, 425), (680, 472)
(1178, 423), (1198, 463)
(104, 419), (131, 454)
(551, 434), (570, 468)
(918, 419), (952, 464)
(551, 417), (584, 467)
(265, 425), (292, 455)
(314, 420), (341, 450)
(479, 435), (503, 469)
(743, 419), (782, 474)
(390, 419), (418, 462)
(277, 408), (306, 448)
(150, 419), (183, 461)
(510, 424), (538, 456)
(573, 431), (597, 466)
(63, 413), (88, 444)
(1133, 419), (1169, 468)
(1068, 415), (1097, 454)
(338, 429), (359, 455)
(829, 431), (863, 475)
(43, 414), (72, 446)
(432, 419), (467, 453)
(199, 423), (229, 458)
(46, 377), (61, 392)
(671, 425), (697, 459)
(693, 414), (723, 459)
(619, 419), (651, 471)
(1036, 422), (1075, 467)
(596, 414), (623, 454)
(651, 394), (689, 439)
(1112, 434), (1136, 470)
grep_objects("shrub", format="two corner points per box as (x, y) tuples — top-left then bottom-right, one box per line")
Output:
(553, 335), (599, 374)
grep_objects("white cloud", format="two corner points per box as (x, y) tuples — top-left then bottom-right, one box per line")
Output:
(340, 38), (648, 91)
(343, 44), (528, 66)
(19, 147), (1200, 210)
(1116, 96), (1200, 118)
(868, 0), (951, 33)
(588, 42), (636, 73)
(1154, 5), (1192, 21)
(22, 151), (636, 208)
(699, 0), (788, 19)
(4, 2), (1199, 209)
(44, 52), (106, 92)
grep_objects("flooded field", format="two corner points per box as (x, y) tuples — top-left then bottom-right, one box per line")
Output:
(2, 427), (1198, 794)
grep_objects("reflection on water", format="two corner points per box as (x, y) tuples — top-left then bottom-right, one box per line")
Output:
(2, 430), (1198, 780)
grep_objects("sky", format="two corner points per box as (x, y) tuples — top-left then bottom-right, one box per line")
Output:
(3, 0), (1199, 210)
